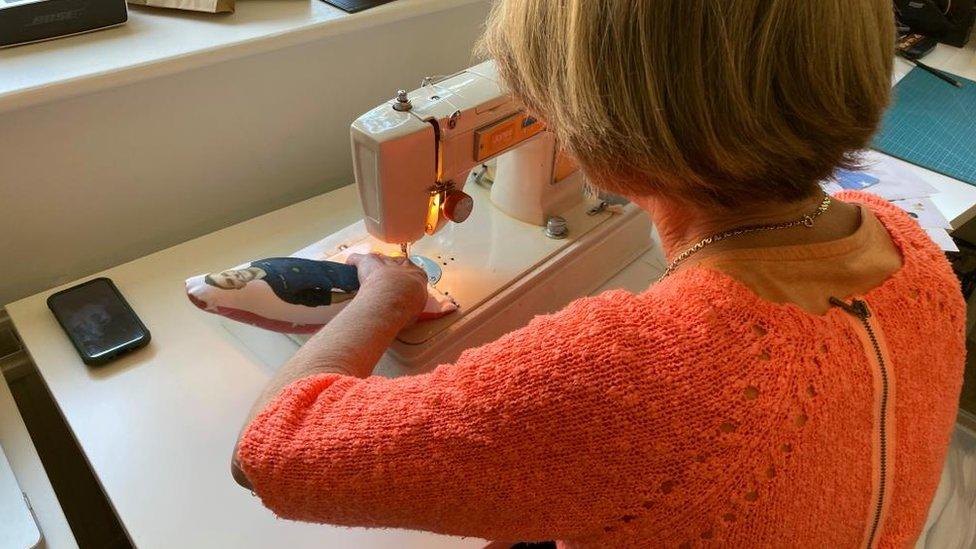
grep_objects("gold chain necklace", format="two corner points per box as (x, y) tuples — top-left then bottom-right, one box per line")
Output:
(657, 193), (832, 282)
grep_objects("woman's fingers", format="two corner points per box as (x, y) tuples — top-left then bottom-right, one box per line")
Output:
(347, 252), (411, 267)
(346, 252), (426, 291)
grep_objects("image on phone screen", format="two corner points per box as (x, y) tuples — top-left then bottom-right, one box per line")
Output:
(47, 278), (150, 365)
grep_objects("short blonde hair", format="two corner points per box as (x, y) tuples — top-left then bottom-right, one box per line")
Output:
(479, 1), (895, 206)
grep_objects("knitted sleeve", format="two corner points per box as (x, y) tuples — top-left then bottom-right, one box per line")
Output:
(236, 291), (649, 541)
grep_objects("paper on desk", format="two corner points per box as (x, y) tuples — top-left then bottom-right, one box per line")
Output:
(891, 197), (952, 229)
(823, 151), (939, 201)
(925, 228), (960, 253)
(857, 151), (939, 201)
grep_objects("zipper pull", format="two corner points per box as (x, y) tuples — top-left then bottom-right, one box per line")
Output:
(829, 297), (871, 319)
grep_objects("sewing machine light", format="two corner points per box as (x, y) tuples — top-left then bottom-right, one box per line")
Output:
(425, 191), (444, 235)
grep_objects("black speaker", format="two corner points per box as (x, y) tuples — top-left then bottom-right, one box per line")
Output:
(0, 0), (127, 49)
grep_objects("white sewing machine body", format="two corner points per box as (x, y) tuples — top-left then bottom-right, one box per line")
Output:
(265, 61), (654, 372)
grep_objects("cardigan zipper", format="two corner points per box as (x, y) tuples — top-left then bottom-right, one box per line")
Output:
(829, 297), (894, 549)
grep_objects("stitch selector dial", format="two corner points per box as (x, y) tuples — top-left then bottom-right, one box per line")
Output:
(442, 189), (473, 223)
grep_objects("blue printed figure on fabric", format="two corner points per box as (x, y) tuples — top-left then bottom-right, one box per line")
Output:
(204, 257), (360, 307)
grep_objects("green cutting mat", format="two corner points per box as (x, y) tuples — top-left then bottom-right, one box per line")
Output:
(873, 67), (976, 187)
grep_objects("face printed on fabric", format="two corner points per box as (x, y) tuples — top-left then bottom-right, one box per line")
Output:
(205, 267), (266, 290)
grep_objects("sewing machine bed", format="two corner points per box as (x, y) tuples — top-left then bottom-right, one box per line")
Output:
(223, 181), (653, 372)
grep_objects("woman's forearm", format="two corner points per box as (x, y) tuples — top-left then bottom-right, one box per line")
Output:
(248, 275), (422, 420)
(232, 274), (425, 487)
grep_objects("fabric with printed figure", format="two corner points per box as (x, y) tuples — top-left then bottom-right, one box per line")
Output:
(247, 258), (359, 307)
(187, 246), (457, 334)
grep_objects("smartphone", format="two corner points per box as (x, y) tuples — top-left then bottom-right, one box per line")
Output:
(47, 278), (150, 365)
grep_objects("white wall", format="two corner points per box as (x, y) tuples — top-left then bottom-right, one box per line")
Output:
(0, 1), (490, 305)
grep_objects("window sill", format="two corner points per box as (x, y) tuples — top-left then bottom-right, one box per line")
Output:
(0, 0), (484, 114)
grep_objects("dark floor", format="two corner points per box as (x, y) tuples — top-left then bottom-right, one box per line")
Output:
(7, 368), (131, 549)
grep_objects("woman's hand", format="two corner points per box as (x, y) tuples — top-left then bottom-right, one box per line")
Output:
(346, 253), (428, 321)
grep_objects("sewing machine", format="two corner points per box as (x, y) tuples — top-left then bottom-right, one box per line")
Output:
(352, 61), (589, 248)
(225, 61), (653, 372)
(332, 61), (654, 369)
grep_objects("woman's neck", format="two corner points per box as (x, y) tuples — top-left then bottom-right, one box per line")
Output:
(633, 192), (862, 261)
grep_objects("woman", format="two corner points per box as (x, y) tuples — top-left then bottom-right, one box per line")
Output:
(232, 1), (965, 547)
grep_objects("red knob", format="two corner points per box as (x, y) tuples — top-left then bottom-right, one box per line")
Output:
(442, 189), (473, 223)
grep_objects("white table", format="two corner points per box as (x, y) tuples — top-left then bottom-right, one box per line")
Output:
(6, 186), (482, 549)
(6, 41), (976, 549)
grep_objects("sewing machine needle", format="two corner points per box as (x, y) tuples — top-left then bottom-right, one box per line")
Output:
(400, 243), (410, 258)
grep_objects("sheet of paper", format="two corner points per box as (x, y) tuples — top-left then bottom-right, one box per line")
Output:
(823, 151), (938, 201)
(857, 150), (939, 201)
(924, 228), (959, 253)
(891, 197), (952, 229)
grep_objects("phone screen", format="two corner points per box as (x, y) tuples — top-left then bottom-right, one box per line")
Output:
(48, 278), (149, 364)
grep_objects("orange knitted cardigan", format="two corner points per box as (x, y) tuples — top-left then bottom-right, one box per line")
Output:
(237, 192), (965, 548)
